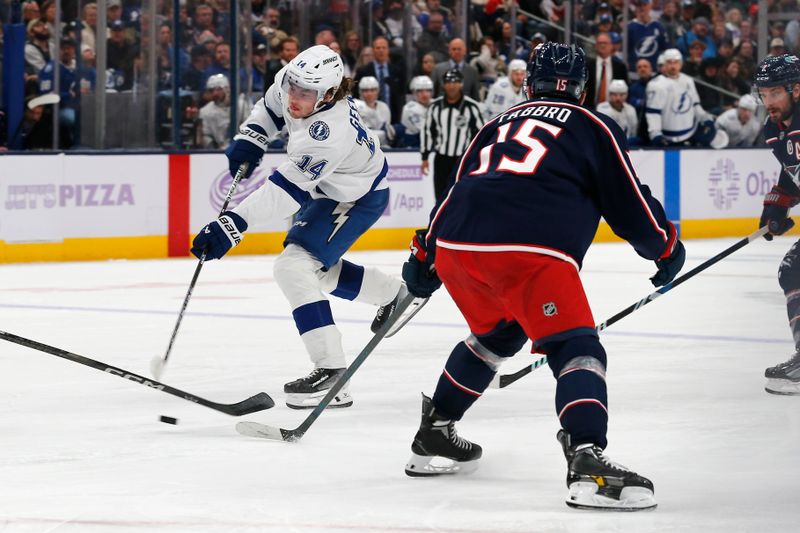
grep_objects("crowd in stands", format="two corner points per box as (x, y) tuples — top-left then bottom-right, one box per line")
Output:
(1, 0), (797, 150)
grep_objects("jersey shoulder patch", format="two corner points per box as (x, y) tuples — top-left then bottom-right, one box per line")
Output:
(309, 121), (330, 141)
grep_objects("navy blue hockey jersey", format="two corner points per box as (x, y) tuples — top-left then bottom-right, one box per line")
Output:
(764, 106), (800, 195)
(426, 98), (673, 269)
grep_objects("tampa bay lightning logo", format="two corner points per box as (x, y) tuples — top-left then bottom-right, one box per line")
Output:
(671, 91), (693, 114)
(636, 35), (659, 59)
(309, 121), (330, 141)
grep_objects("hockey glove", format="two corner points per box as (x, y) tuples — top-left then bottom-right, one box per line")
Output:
(650, 239), (685, 287)
(760, 186), (799, 241)
(402, 229), (442, 298)
(224, 124), (268, 179)
(191, 211), (248, 260)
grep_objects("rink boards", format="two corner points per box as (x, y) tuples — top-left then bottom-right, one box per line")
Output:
(0, 148), (791, 263)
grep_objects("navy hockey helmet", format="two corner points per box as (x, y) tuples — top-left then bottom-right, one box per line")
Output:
(526, 42), (587, 102)
(753, 54), (800, 90)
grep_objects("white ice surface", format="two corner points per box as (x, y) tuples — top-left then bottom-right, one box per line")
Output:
(0, 237), (797, 533)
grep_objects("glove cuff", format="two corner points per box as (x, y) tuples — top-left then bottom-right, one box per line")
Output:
(233, 124), (270, 151)
(764, 186), (800, 209)
(217, 211), (248, 247)
(410, 229), (429, 262)
(658, 221), (678, 260)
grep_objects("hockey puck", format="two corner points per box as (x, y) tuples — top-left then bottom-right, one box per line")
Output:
(159, 415), (178, 425)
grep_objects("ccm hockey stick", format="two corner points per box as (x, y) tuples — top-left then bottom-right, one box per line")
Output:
(236, 292), (417, 442)
(493, 226), (770, 389)
(0, 329), (275, 416)
(151, 162), (248, 380)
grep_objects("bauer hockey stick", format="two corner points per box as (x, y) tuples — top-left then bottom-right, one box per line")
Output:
(236, 292), (417, 442)
(0, 329), (275, 415)
(151, 162), (249, 380)
(493, 225), (770, 389)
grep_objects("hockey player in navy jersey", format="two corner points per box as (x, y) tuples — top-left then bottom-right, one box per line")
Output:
(753, 54), (800, 395)
(190, 45), (404, 409)
(401, 43), (685, 511)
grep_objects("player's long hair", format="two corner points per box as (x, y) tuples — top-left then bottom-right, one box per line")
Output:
(329, 77), (354, 103)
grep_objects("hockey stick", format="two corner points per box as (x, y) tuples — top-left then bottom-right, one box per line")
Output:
(236, 292), (417, 442)
(493, 226), (770, 389)
(385, 296), (429, 338)
(151, 162), (248, 380)
(0, 329), (275, 416)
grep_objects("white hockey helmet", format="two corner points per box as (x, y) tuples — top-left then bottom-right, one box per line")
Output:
(410, 75), (433, 92)
(737, 93), (757, 111)
(662, 48), (683, 63)
(608, 79), (628, 94)
(206, 73), (230, 91)
(508, 59), (527, 72)
(282, 44), (344, 107)
(359, 76), (380, 91)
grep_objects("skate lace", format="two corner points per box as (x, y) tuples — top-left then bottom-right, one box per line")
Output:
(776, 352), (800, 370)
(594, 448), (632, 474)
(447, 421), (472, 450)
(302, 368), (327, 382)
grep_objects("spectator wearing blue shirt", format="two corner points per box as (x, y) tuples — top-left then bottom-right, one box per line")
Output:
(626, 0), (668, 72)
(38, 37), (78, 147)
(676, 17), (717, 59)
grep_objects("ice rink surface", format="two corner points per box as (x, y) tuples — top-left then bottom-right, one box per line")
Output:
(0, 237), (798, 533)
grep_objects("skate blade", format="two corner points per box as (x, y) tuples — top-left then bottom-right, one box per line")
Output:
(285, 391), (353, 410)
(765, 378), (800, 395)
(404, 452), (479, 477)
(566, 482), (657, 511)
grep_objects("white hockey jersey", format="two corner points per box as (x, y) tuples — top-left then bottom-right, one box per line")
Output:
(231, 66), (387, 228)
(483, 76), (525, 121)
(354, 98), (393, 147)
(645, 73), (711, 142)
(596, 101), (639, 139)
(401, 100), (429, 136)
(715, 108), (760, 147)
(199, 96), (250, 149)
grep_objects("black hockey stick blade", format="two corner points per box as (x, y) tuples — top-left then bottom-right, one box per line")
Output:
(385, 296), (429, 338)
(236, 292), (417, 442)
(0, 329), (275, 416)
(494, 226), (770, 389)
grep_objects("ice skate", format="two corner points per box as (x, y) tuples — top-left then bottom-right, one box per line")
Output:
(765, 352), (800, 395)
(370, 284), (428, 337)
(557, 430), (656, 511)
(405, 394), (482, 477)
(284, 368), (353, 409)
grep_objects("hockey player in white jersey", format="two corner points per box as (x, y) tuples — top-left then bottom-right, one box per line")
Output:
(646, 48), (716, 147)
(400, 75), (433, 148)
(353, 76), (395, 147)
(596, 79), (639, 144)
(191, 45), (405, 409)
(198, 74), (249, 149)
(482, 59), (527, 121)
(715, 94), (760, 147)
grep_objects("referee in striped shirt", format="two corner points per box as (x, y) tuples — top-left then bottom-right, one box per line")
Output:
(421, 69), (485, 201)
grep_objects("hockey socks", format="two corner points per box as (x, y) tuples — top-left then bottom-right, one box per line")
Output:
(432, 339), (499, 420)
(546, 336), (609, 448)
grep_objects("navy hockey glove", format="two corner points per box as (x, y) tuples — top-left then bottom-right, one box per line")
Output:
(402, 229), (442, 298)
(760, 186), (799, 241)
(651, 135), (670, 147)
(191, 211), (248, 260)
(224, 124), (268, 179)
(650, 223), (686, 287)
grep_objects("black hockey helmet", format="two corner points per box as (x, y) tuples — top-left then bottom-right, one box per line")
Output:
(526, 42), (587, 102)
(443, 68), (463, 83)
(753, 54), (800, 90)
